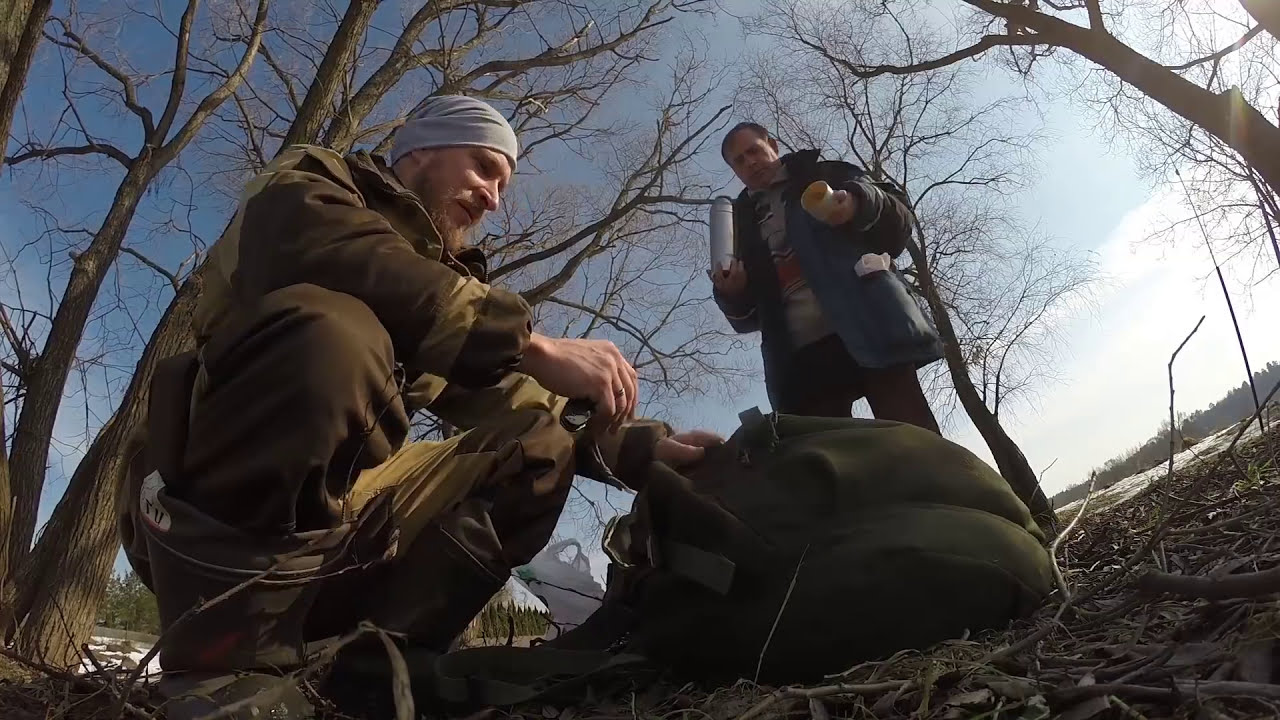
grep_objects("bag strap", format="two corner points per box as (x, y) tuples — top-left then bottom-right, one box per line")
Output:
(605, 516), (736, 595)
(431, 646), (648, 706)
(658, 539), (736, 595)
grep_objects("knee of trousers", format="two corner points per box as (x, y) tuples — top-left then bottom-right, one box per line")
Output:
(249, 284), (396, 378)
(456, 406), (576, 471)
(459, 408), (576, 555)
(203, 284), (406, 427)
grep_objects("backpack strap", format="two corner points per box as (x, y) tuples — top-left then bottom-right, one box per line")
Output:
(431, 646), (649, 706)
(605, 510), (736, 595)
(657, 540), (736, 595)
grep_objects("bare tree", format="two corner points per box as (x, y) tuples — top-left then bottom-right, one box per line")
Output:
(740, 3), (1100, 530)
(0, 0), (270, 662)
(752, 0), (1280, 202)
(1097, 3), (1280, 284)
(3, 0), (735, 666)
(0, 0), (52, 146)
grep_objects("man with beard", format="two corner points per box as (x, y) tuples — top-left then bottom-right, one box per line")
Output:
(119, 95), (720, 718)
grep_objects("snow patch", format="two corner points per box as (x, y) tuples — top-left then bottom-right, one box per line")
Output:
(80, 635), (163, 679)
(1057, 418), (1267, 517)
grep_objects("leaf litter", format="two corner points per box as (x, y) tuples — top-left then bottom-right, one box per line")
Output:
(5, 418), (1280, 719)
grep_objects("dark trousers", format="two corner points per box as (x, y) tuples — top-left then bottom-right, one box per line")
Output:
(772, 335), (941, 434)
(153, 283), (576, 655)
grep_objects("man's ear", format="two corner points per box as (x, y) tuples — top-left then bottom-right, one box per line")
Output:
(767, 136), (779, 154)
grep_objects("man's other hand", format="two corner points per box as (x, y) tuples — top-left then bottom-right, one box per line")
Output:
(654, 429), (725, 468)
(519, 333), (638, 431)
(708, 259), (748, 298)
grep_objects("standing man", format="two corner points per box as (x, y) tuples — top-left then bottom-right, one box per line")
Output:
(119, 95), (721, 719)
(712, 122), (944, 432)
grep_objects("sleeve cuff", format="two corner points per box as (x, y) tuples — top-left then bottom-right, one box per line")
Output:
(576, 419), (671, 491)
(842, 181), (886, 232)
(447, 285), (533, 388)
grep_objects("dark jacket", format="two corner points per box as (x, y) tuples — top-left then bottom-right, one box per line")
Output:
(713, 150), (944, 403)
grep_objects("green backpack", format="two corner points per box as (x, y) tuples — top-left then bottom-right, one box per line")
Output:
(339, 410), (1054, 709)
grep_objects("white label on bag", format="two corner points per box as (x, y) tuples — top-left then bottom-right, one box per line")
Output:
(139, 471), (171, 532)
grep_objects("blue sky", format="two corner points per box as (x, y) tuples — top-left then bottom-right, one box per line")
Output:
(1, 1), (1274, 590)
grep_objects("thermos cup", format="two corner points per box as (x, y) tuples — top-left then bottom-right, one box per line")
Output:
(709, 196), (735, 272)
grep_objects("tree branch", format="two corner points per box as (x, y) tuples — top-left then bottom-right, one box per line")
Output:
(45, 18), (155, 138)
(1084, 0), (1104, 31)
(792, 29), (1043, 80)
(119, 247), (180, 290)
(154, 0), (271, 166)
(1164, 25), (1264, 72)
(0, 305), (32, 376)
(258, 44), (302, 112)
(153, 0), (201, 144)
(5, 143), (132, 168)
(457, 5), (674, 85)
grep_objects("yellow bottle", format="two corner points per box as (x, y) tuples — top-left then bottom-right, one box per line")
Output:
(801, 180), (840, 224)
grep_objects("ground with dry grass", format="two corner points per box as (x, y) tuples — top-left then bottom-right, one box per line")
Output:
(3, 416), (1279, 719)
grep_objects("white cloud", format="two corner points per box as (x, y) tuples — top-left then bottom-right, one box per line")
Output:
(949, 190), (1280, 495)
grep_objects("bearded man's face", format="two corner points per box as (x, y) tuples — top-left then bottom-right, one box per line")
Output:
(392, 146), (513, 254)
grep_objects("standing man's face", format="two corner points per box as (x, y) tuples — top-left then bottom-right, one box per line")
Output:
(723, 130), (782, 192)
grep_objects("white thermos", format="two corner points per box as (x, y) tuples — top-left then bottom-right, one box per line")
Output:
(709, 196), (735, 272)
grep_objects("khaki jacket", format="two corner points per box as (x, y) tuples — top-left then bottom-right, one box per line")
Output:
(194, 144), (665, 484)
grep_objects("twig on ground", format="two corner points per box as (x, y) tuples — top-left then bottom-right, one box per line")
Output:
(191, 681), (295, 720)
(1137, 564), (1280, 600)
(736, 680), (914, 720)
(978, 623), (1056, 666)
(755, 545), (809, 684)
(1051, 471), (1097, 621)
(1167, 316), (1205, 487)
(371, 623), (414, 720)
(0, 646), (154, 719)
(790, 680), (914, 699)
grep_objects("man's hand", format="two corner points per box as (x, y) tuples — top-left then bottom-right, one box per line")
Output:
(708, 259), (748, 298)
(654, 429), (725, 468)
(518, 333), (638, 431)
(811, 188), (858, 226)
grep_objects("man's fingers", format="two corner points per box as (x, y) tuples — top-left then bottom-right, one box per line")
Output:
(668, 442), (705, 466)
(609, 372), (628, 432)
(607, 346), (637, 427)
(677, 429), (724, 448)
(595, 378), (618, 429)
(625, 362), (639, 420)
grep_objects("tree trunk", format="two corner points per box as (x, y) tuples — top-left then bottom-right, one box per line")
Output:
(1239, 0), (1280, 44)
(904, 227), (1057, 537)
(279, 0), (378, 149)
(0, 0), (50, 632)
(10, 273), (199, 667)
(5, 160), (150, 596)
(0, 384), (12, 634)
(0, 0), (50, 148)
(6, 3), (362, 651)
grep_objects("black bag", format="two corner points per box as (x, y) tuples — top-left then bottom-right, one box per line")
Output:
(352, 409), (1054, 708)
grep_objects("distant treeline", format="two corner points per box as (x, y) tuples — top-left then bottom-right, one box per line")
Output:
(463, 600), (550, 640)
(1051, 360), (1280, 509)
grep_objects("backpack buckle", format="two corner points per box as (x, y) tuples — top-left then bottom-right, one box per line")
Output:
(737, 407), (779, 465)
